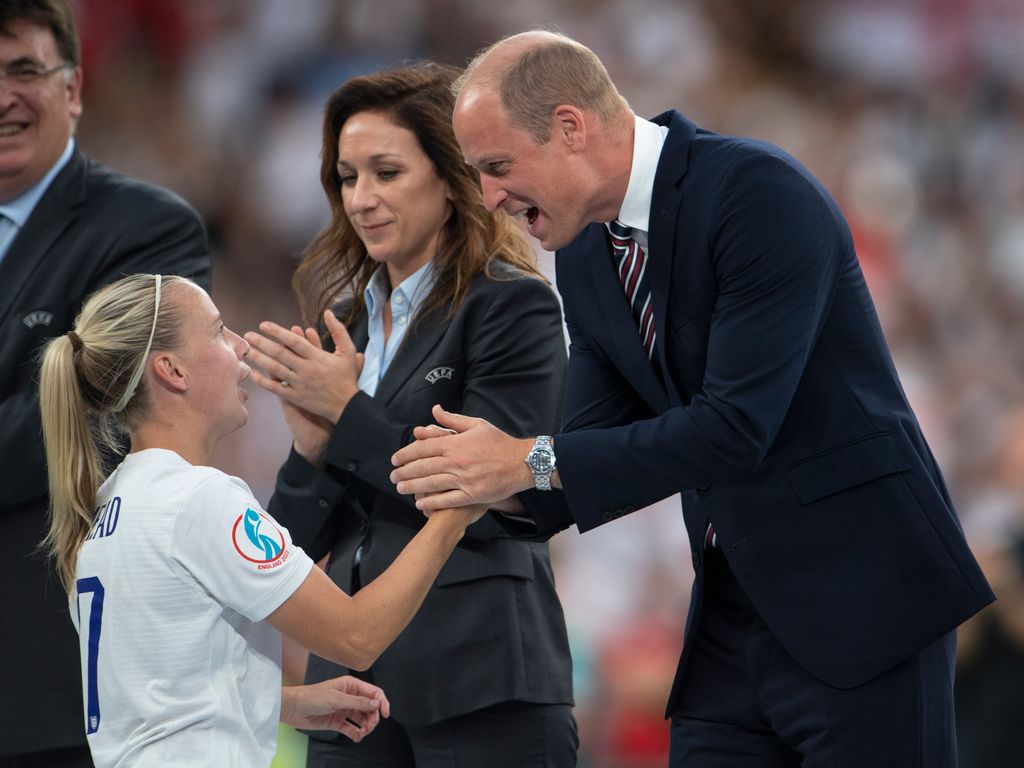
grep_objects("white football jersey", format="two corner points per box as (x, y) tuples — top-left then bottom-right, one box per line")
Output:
(71, 448), (314, 767)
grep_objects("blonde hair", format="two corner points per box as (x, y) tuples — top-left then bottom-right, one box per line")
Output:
(457, 32), (630, 144)
(39, 274), (191, 592)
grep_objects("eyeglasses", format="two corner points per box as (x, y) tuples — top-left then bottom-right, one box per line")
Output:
(0, 62), (74, 88)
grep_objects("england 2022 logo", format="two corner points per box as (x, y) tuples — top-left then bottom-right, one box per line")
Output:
(232, 508), (287, 569)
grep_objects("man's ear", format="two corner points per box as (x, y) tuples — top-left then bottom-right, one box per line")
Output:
(151, 352), (188, 394)
(552, 104), (586, 152)
(66, 66), (84, 122)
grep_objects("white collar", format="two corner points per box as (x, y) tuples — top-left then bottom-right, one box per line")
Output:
(611, 114), (668, 237)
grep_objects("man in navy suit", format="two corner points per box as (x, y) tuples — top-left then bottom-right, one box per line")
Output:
(0, 2), (209, 765)
(390, 30), (995, 767)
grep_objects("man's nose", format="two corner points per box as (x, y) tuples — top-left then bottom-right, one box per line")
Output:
(0, 78), (17, 105)
(479, 176), (506, 213)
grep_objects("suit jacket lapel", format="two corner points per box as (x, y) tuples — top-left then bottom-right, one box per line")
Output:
(0, 150), (87, 328)
(372, 306), (448, 406)
(648, 111), (697, 404)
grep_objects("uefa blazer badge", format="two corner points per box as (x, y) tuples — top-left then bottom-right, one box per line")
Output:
(22, 310), (54, 328)
(425, 366), (454, 384)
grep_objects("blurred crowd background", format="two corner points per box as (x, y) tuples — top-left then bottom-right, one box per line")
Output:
(68, 0), (1024, 765)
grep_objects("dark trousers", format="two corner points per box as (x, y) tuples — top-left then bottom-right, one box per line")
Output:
(670, 546), (958, 767)
(0, 745), (93, 768)
(306, 699), (578, 768)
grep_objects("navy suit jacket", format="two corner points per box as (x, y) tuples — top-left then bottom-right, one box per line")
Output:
(520, 111), (994, 711)
(0, 149), (210, 754)
(269, 262), (573, 730)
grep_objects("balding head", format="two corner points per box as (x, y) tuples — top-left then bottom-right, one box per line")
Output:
(458, 30), (565, 87)
(454, 30), (630, 144)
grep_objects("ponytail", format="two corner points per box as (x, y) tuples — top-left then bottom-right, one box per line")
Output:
(38, 274), (190, 593)
(39, 335), (103, 593)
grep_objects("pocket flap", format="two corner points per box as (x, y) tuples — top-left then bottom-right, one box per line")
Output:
(786, 432), (911, 505)
(435, 538), (534, 587)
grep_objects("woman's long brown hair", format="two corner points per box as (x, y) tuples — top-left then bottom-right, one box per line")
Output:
(292, 62), (542, 328)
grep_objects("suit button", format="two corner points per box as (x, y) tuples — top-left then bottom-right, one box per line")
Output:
(691, 551), (702, 569)
(317, 497), (329, 509)
(602, 510), (616, 522)
(344, 461), (358, 472)
(359, 520), (368, 533)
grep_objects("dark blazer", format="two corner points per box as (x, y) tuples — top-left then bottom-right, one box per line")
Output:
(0, 149), (210, 755)
(269, 261), (574, 731)
(520, 111), (994, 712)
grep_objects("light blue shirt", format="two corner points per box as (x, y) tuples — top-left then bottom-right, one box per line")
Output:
(357, 260), (435, 397)
(0, 138), (75, 264)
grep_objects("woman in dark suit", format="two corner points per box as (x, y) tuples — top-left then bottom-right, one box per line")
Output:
(244, 63), (577, 767)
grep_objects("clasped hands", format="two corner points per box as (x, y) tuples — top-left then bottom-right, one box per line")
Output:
(389, 404), (538, 514)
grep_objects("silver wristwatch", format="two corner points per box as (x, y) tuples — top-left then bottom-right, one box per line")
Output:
(525, 435), (556, 491)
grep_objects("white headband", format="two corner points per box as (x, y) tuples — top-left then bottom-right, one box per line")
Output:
(111, 274), (162, 413)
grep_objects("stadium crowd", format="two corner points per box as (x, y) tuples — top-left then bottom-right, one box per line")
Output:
(66, 0), (1024, 765)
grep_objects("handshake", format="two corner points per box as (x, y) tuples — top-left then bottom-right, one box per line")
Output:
(388, 404), (554, 517)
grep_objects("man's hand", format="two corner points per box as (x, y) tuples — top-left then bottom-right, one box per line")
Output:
(280, 675), (390, 741)
(389, 405), (536, 511)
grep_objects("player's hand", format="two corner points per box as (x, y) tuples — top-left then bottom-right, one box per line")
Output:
(281, 676), (390, 741)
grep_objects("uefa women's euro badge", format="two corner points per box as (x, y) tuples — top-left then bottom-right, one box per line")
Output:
(232, 508), (289, 570)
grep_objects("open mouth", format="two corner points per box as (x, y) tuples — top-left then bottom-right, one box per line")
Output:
(514, 206), (539, 231)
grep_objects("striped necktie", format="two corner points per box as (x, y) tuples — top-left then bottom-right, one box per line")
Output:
(705, 521), (718, 549)
(609, 219), (656, 358)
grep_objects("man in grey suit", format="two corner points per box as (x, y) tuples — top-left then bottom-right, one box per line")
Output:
(0, 2), (210, 765)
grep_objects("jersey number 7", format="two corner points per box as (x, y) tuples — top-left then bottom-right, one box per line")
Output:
(77, 576), (105, 734)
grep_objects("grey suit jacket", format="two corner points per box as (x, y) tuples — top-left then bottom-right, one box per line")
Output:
(269, 261), (574, 730)
(0, 149), (210, 754)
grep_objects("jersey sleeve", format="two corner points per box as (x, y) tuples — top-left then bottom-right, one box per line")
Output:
(169, 474), (314, 622)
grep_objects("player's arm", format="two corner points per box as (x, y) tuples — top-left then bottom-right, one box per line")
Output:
(267, 505), (485, 670)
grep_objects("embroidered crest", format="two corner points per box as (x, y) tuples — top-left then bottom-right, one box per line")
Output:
(22, 311), (54, 329)
(425, 366), (454, 384)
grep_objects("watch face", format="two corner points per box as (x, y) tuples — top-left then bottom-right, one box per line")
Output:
(529, 450), (554, 473)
